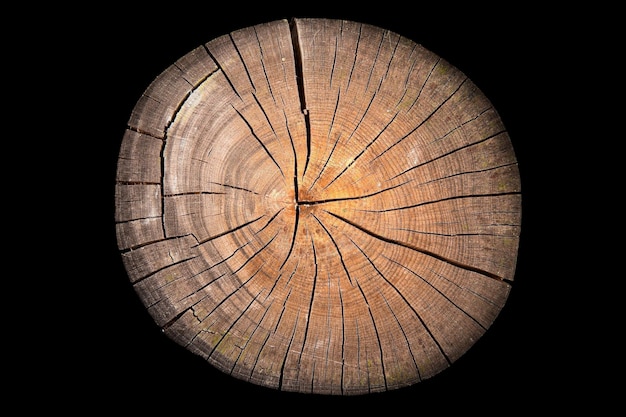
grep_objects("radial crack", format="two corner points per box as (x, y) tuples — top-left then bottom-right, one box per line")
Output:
(308, 89), (343, 192)
(352, 275), (387, 391)
(282, 108), (300, 202)
(360, 192), (521, 214)
(407, 57), (440, 113)
(297, 234), (319, 378)
(194, 215), (264, 246)
(338, 274), (346, 395)
(233, 232), (279, 275)
(381, 293), (422, 380)
(253, 26), (278, 106)
(208, 182), (260, 194)
(289, 19), (312, 178)
(383, 255), (491, 327)
(387, 129), (507, 181)
(323, 109), (400, 190)
(229, 33), (257, 93)
(252, 93), (280, 142)
(301, 178), (411, 206)
(232, 106), (285, 177)
(373, 76), (468, 162)
(279, 205), (299, 270)
(311, 214), (353, 286)
(328, 211), (504, 282)
(207, 289), (264, 360)
(278, 309), (300, 391)
(349, 236), (452, 366)
(203, 44), (244, 99)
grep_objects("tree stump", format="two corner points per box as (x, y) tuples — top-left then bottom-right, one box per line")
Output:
(115, 18), (521, 395)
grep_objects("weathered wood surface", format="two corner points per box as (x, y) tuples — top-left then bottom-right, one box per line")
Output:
(115, 18), (521, 395)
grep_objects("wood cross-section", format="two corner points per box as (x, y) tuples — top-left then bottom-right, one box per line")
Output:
(115, 18), (521, 395)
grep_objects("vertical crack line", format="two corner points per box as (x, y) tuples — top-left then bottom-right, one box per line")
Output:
(381, 293), (422, 380)
(156, 66), (215, 238)
(289, 19), (312, 180)
(229, 33), (257, 93)
(253, 26), (277, 106)
(407, 57), (440, 113)
(372, 77), (468, 163)
(350, 237), (452, 366)
(273, 288), (292, 334)
(203, 44), (243, 100)
(352, 269), (387, 391)
(262, 272), (283, 304)
(380, 33), (402, 84)
(308, 89), (342, 192)
(252, 93), (280, 143)
(395, 42), (420, 110)
(329, 35), (339, 88)
(345, 24), (363, 92)
(232, 106), (285, 178)
(337, 274), (346, 395)
(324, 272), (333, 389)
(311, 214), (353, 286)
(303, 112), (312, 180)
(282, 109), (299, 203)
(253, 282), (292, 378)
(283, 261), (299, 289)
(280, 205), (299, 270)
(289, 20), (307, 111)
(159, 140), (167, 238)
(311, 363), (316, 394)
(327, 88), (342, 143)
(363, 30), (388, 93)
(354, 319), (368, 392)
(297, 233), (318, 377)
(278, 309), (300, 391)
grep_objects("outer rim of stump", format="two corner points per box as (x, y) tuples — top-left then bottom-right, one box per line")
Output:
(115, 17), (521, 395)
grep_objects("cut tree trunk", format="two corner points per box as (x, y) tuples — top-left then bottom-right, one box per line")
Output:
(115, 18), (521, 395)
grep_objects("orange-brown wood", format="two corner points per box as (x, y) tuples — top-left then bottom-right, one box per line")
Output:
(115, 18), (521, 395)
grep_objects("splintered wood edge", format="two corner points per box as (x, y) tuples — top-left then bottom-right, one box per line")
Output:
(115, 18), (521, 395)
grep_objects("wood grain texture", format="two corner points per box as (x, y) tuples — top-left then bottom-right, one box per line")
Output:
(115, 18), (521, 395)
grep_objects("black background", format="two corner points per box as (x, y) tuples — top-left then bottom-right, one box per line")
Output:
(47, 4), (604, 414)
